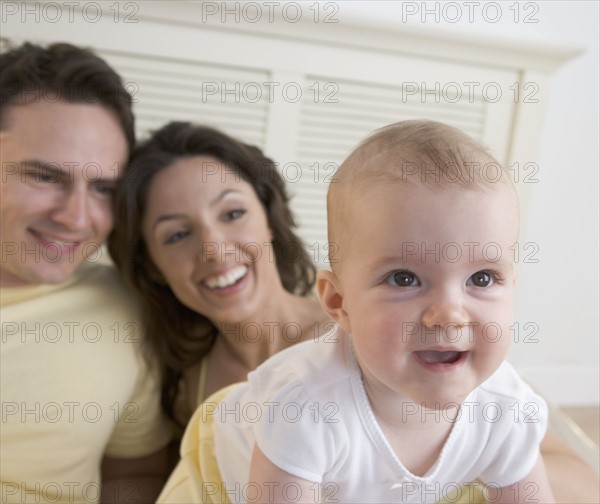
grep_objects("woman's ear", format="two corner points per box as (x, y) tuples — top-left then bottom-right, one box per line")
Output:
(316, 269), (351, 333)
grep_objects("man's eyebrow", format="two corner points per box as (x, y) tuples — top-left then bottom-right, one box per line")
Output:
(21, 159), (65, 172)
(20, 159), (117, 182)
(18, 160), (69, 181)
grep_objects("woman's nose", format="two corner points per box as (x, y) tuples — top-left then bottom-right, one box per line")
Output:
(197, 225), (230, 262)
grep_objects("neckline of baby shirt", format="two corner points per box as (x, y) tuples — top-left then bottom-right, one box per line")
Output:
(345, 333), (470, 491)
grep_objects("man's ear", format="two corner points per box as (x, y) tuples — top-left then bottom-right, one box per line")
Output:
(316, 269), (351, 333)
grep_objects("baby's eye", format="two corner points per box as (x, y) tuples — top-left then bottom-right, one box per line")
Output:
(468, 270), (494, 287)
(224, 209), (246, 221)
(386, 270), (420, 287)
(165, 230), (190, 245)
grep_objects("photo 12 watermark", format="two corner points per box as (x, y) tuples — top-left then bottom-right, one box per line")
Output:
(1, 481), (103, 504)
(1, 401), (140, 424)
(201, 80), (339, 104)
(2, 320), (140, 344)
(215, 319), (339, 345)
(400, 81), (540, 104)
(201, 480), (340, 504)
(400, 320), (540, 345)
(1, 1), (140, 24)
(400, 1), (540, 24)
(198, 1), (340, 24)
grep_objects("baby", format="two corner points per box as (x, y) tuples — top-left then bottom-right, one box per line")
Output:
(211, 120), (554, 503)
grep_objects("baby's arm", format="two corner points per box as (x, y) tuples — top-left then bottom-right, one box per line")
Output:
(489, 455), (555, 504)
(247, 443), (320, 504)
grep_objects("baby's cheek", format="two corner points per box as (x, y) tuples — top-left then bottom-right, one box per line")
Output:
(476, 328), (511, 362)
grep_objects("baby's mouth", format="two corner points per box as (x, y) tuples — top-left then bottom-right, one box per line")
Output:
(414, 350), (465, 365)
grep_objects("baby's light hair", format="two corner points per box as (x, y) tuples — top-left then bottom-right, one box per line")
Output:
(327, 120), (517, 269)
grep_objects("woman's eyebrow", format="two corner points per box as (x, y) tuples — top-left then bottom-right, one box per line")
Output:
(153, 213), (186, 230)
(209, 188), (243, 207)
(152, 189), (246, 230)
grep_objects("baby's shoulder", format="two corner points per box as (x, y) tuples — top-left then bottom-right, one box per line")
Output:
(472, 361), (548, 425)
(477, 361), (533, 401)
(248, 325), (352, 404)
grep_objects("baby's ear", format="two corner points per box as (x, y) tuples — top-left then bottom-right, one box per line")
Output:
(316, 269), (351, 333)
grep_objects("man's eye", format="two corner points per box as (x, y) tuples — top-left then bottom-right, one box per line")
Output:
(165, 230), (190, 245)
(468, 270), (494, 287)
(92, 183), (116, 197)
(386, 270), (420, 287)
(224, 209), (246, 221)
(26, 172), (58, 183)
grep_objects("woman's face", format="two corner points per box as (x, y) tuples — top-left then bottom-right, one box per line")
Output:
(142, 156), (279, 325)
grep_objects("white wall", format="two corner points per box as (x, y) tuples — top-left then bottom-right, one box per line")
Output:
(334, 0), (599, 405)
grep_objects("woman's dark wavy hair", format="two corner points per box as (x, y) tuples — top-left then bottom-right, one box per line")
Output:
(108, 121), (316, 422)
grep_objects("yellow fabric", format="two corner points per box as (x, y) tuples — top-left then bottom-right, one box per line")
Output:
(437, 483), (487, 503)
(1, 262), (172, 504)
(158, 385), (488, 504)
(158, 385), (238, 504)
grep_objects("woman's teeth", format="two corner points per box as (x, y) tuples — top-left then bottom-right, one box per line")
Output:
(204, 265), (248, 289)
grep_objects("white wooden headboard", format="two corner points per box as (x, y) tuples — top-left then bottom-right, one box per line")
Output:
(1, 1), (578, 265)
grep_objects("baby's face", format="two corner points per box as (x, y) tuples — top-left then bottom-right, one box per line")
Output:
(335, 180), (519, 409)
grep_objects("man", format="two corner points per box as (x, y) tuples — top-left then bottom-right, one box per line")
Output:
(0, 42), (172, 503)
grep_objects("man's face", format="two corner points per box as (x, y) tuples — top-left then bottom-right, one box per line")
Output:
(0, 100), (128, 287)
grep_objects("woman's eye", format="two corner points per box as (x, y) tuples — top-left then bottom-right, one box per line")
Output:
(224, 209), (246, 221)
(468, 270), (494, 287)
(386, 270), (420, 287)
(165, 230), (189, 245)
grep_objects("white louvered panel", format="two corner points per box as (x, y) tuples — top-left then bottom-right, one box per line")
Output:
(0, 37), (12, 54)
(291, 77), (489, 267)
(95, 49), (270, 147)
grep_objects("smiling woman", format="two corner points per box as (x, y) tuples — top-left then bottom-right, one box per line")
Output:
(108, 122), (331, 425)
(142, 156), (279, 328)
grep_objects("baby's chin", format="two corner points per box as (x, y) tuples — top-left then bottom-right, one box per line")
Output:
(409, 385), (475, 411)
(418, 397), (467, 412)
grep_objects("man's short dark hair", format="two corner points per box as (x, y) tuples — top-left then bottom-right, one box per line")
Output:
(0, 41), (135, 152)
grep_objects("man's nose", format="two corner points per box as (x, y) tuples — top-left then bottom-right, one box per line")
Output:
(52, 186), (91, 232)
